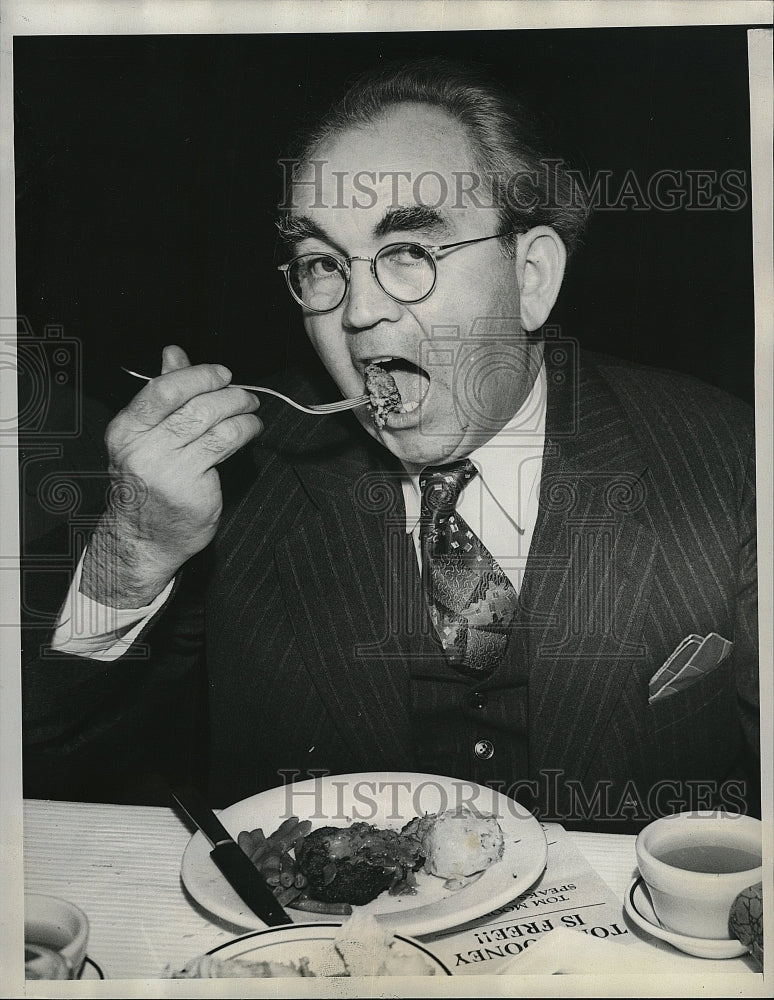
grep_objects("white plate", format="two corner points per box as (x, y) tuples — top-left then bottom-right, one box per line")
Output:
(205, 922), (452, 976)
(624, 877), (747, 959)
(181, 771), (548, 936)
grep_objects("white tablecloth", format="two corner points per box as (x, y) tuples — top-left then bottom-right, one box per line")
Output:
(20, 799), (759, 985)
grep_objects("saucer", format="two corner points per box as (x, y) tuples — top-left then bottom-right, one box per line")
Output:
(624, 877), (747, 959)
(25, 954), (104, 981)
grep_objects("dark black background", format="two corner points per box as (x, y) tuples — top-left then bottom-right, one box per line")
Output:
(14, 25), (756, 412)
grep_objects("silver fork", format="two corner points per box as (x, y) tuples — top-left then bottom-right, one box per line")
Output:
(121, 368), (368, 415)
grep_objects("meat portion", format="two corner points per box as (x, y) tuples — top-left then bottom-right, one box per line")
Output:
(296, 823), (425, 905)
(364, 363), (403, 428)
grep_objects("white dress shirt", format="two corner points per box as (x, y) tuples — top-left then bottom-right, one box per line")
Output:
(402, 362), (546, 594)
(51, 553), (174, 661)
(51, 364), (546, 661)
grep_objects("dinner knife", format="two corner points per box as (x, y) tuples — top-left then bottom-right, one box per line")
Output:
(172, 786), (293, 926)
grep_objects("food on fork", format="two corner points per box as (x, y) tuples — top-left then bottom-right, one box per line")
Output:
(364, 362), (404, 427)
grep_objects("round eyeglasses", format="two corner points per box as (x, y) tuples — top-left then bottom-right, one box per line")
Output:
(277, 231), (519, 313)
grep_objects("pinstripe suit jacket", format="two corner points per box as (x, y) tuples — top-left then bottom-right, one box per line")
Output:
(22, 350), (759, 828)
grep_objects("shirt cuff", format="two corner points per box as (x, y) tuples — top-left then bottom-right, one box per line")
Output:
(50, 549), (175, 661)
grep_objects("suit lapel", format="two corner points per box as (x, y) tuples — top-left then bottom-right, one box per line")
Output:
(274, 442), (421, 770)
(522, 357), (658, 782)
(269, 356), (659, 782)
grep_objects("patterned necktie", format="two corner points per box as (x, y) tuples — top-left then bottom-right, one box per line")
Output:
(419, 460), (519, 675)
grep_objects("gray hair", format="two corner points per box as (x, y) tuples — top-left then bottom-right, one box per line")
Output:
(278, 57), (591, 258)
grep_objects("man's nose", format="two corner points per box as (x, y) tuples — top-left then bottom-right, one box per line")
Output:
(341, 258), (402, 330)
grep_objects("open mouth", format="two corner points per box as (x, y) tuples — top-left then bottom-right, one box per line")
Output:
(363, 357), (431, 422)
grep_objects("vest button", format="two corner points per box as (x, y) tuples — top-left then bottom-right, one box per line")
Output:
(474, 739), (495, 760)
(469, 690), (488, 710)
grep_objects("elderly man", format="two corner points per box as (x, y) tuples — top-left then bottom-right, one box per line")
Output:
(22, 60), (759, 830)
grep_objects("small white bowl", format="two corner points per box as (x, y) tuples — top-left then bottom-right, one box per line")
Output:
(635, 811), (762, 940)
(25, 893), (89, 978)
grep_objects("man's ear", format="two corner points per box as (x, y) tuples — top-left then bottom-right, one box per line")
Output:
(516, 227), (567, 331)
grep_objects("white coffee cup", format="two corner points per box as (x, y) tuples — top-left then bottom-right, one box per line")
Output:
(24, 893), (89, 979)
(635, 811), (763, 939)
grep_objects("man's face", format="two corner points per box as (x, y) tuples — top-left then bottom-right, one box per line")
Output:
(288, 103), (540, 466)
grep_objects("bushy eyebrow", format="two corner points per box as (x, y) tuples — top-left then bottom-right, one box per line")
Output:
(373, 206), (451, 239)
(275, 205), (452, 253)
(275, 215), (331, 247)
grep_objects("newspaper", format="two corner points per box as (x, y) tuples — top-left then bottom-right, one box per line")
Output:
(423, 823), (633, 975)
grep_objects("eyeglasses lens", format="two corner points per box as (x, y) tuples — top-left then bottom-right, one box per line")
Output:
(288, 244), (436, 311)
(289, 255), (347, 312)
(375, 244), (435, 303)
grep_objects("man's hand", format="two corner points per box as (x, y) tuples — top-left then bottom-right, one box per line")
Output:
(81, 345), (263, 608)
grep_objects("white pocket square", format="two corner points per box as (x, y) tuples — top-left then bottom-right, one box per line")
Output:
(648, 632), (733, 704)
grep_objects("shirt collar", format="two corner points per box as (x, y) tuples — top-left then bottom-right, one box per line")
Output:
(401, 361), (547, 531)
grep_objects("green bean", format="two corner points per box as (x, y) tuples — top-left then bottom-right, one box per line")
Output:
(290, 820), (313, 846)
(260, 852), (282, 872)
(279, 852), (296, 887)
(236, 828), (270, 865)
(289, 897), (353, 916)
(267, 817), (301, 850)
(238, 818), (313, 882)
(274, 885), (303, 906)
